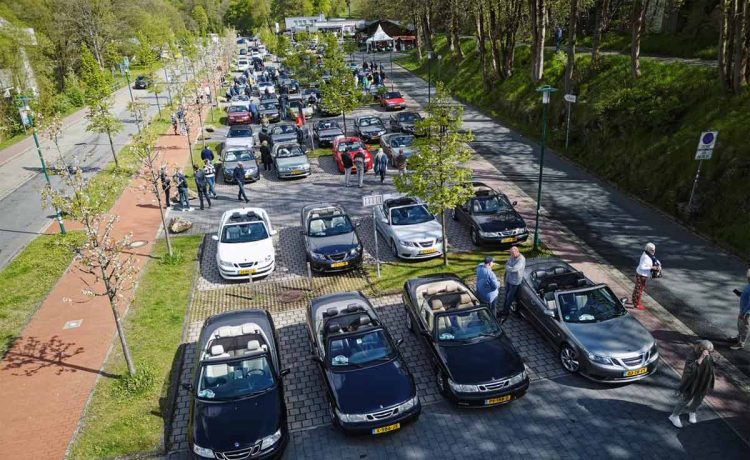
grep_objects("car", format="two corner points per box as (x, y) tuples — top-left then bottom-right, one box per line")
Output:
(380, 133), (416, 166)
(452, 182), (529, 246)
(237, 59), (250, 72)
(212, 208), (276, 280)
(238, 48), (248, 56)
(258, 101), (281, 123)
(515, 258), (659, 382)
(286, 95), (313, 119)
(226, 105), (253, 125)
(389, 111), (423, 135)
(133, 75), (150, 89)
(331, 137), (373, 173)
(225, 124), (255, 151)
(380, 91), (406, 110)
(306, 292), (421, 435)
(313, 119), (344, 147)
(187, 309), (289, 460)
(402, 274), (529, 407)
(269, 123), (298, 146)
(271, 143), (311, 179)
(258, 81), (275, 95)
(301, 204), (363, 272)
(354, 116), (387, 143)
(221, 147), (260, 184)
(374, 197), (444, 259)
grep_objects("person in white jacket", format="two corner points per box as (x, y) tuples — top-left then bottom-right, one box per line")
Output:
(632, 242), (661, 310)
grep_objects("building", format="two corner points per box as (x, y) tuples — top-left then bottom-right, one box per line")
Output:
(284, 14), (364, 36)
(284, 14), (327, 33)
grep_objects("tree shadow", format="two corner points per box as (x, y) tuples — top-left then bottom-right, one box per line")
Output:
(2, 335), (119, 378)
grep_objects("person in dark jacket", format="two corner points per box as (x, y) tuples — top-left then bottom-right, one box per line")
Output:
(730, 269), (750, 350)
(342, 151), (354, 187)
(173, 168), (190, 211)
(200, 145), (214, 163)
(233, 162), (249, 203)
(160, 166), (171, 208)
(669, 340), (715, 428)
(258, 128), (271, 147)
(193, 165), (211, 210)
(249, 101), (259, 124)
(260, 141), (273, 171)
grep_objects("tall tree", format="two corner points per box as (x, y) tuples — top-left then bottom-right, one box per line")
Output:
(498, 0), (524, 79)
(630, 0), (650, 79)
(564, 0), (579, 93)
(474, 0), (489, 88)
(529, 0), (547, 82)
(449, 0), (465, 59)
(591, 0), (612, 68)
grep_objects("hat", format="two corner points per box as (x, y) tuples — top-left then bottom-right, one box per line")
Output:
(484, 256), (494, 264)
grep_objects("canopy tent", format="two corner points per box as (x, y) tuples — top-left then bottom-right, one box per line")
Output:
(365, 25), (394, 44)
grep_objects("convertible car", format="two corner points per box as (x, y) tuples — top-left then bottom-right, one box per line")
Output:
(452, 182), (528, 246)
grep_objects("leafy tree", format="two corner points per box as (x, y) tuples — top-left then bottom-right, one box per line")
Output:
(191, 5), (210, 36)
(86, 98), (123, 168)
(319, 68), (361, 134)
(80, 44), (113, 104)
(393, 83), (474, 266)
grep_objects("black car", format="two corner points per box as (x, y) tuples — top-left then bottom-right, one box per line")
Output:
(259, 101), (281, 123)
(187, 310), (290, 460)
(134, 75), (150, 89)
(402, 274), (529, 407)
(301, 203), (362, 272)
(269, 123), (298, 146)
(453, 182), (529, 246)
(354, 116), (387, 143)
(389, 111), (423, 135)
(307, 292), (420, 435)
(313, 119), (344, 147)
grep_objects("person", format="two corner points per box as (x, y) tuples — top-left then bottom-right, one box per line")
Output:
(342, 151), (354, 187)
(200, 145), (214, 164)
(476, 256), (500, 317)
(159, 166), (171, 208)
(632, 242), (661, 310)
(203, 160), (217, 198)
(295, 124), (305, 146)
(396, 149), (407, 176)
(503, 246), (526, 320)
(258, 127), (271, 147)
(279, 94), (287, 120)
(729, 269), (750, 350)
(204, 86), (211, 104)
(173, 168), (190, 211)
(193, 165), (211, 210)
(353, 150), (366, 188)
(295, 110), (304, 128)
(555, 26), (564, 52)
(249, 101), (259, 124)
(374, 148), (388, 184)
(233, 162), (249, 203)
(260, 140), (273, 171)
(669, 340), (715, 428)
(171, 113), (178, 135)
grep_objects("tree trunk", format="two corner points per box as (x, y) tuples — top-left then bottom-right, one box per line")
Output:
(441, 211), (448, 266)
(564, 0), (579, 94)
(489, 7), (502, 79)
(107, 128), (119, 168)
(154, 91), (161, 115)
(451, 0), (465, 59)
(591, 0), (611, 68)
(103, 277), (136, 375)
(422, 12), (434, 51)
(529, 0), (547, 82)
(414, 13), (424, 60)
(731, 0), (748, 92)
(154, 182), (173, 256)
(630, 0), (650, 79)
(342, 112), (347, 136)
(476, 3), (489, 88)
(718, 0), (731, 88)
(499, 0), (523, 79)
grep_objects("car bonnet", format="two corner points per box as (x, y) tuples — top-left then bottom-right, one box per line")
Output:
(217, 237), (273, 264)
(307, 231), (358, 254)
(438, 333), (524, 384)
(565, 314), (654, 357)
(329, 359), (414, 414)
(391, 219), (442, 241)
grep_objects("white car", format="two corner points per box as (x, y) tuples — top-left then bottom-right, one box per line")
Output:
(213, 208), (276, 280)
(258, 81), (275, 95)
(374, 197), (444, 259)
(237, 59), (250, 72)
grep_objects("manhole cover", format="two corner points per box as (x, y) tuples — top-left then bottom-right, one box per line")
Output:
(278, 289), (305, 303)
(128, 240), (148, 249)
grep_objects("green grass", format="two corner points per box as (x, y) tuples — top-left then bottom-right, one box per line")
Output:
(0, 232), (85, 357)
(69, 235), (202, 459)
(577, 32), (718, 61)
(307, 147), (332, 158)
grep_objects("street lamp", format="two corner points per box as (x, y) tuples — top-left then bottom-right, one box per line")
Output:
(532, 84), (558, 251)
(390, 46), (394, 91)
(427, 51), (433, 106)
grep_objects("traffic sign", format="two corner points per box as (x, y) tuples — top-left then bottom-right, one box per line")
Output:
(564, 94), (577, 103)
(695, 150), (713, 160)
(362, 192), (403, 207)
(695, 130), (718, 160)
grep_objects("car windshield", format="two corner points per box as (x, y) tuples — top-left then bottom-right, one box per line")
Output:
(338, 141), (364, 152)
(390, 204), (434, 225)
(276, 146), (304, 158)
(472, 196), (514, 214)
(328, 329), (393, 367)
(358, 118), (381, 128)
(318, 121), (338, 130)
(289, 101), (303, 109)
(223, 150), (254, 162)
(228, 128), (252, 138)
(308, 215), (353, 237)
(136, 76), (146, 81)
(385, 92), (402, 99)
(558, 287), (626, 323)
(221, 222), (268, 243)
(400, 113), (420, 122)
(197, 356), (275, 401)
(273, 125), (295, 134)
(389, 136), (414, 148)
(437, 309), (500, 342)
(228, 106), (247, 113)
(261, 102), (277, 110)
(238, 60), (248, 65)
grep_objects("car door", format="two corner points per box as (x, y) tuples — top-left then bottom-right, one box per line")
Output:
(374, 205), (390, 240)
(517, 279), (554, 338)
(454, 199), (471, 226)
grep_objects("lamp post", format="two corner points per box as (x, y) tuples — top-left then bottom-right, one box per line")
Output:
(533, 84), (558, 252)
(390, 46), (394, 91)
(427, 51), (433, 106)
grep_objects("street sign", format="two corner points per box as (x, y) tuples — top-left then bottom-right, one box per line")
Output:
(695, 150), (713, 160)
(362, 193), (402, 207)
(694, 131), (718, 160)
(564, 94), (577, 103)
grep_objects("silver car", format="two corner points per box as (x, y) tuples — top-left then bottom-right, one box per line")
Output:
(380, 133), (416, 166)
(374, 197), (443, 259)
(271, 143), (311, 179)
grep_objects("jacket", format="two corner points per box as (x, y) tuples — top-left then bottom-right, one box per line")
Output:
(200, 148), (214, 162)
(194, 169), (207, 187)
(260, 146), (272, 164)
(505, 254), (526, 286)
(476, 264), (499, 304)
(677, 349), (715, 400)
(203, 163), (215, 178)
(233, 165), (246, 184)
(341, 152), (353, 169)
(374, 152), (388, 172)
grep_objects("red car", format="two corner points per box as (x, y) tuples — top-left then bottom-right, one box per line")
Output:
(332, 137), (374, 173)
(380, 91), (406, 110)
(227, 105), (252, 125)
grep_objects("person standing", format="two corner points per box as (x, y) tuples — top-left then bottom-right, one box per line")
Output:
(203, 160), (217, 198)
(260, 140), (273, 171)
(503, 246), (526, 320)
(173, 168), (190, 211)
(201, 145), (214, 164)
(233, 162), (250, 203)
(396, 149), (407, 176)
(193, 165), (211, 210)
(171, 113), (178, 135)
(476, 256), (500, 317)
(258, 127), (271, 147)
(730, 269), (750, 350)
(354, 150), (366, 188)
(669, 340), (715, 428)
(249, 101), (259, 124)
(160, 166), (171, 208)
(342, 151), (354, 187)
(632, 242), (661, 310)
(204, 86), (212, 104)
(374, 148), (388, 184)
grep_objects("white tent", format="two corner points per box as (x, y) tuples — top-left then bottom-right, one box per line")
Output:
(365, 25), (393, 51)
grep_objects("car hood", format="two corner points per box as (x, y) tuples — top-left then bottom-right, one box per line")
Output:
(438, 334), (525, 384)
(391, 146), (416, 158)
(329, 359), (414, 414)
(275, 156), (309, 168)
(217, 239), (273, 264)
(225, 138), (253, 149)
(384, 97), (405, 104)
(192, 388), (282, 451)
(308, 232), (358, 253)
(566, 315), (654, 356)
(259, 107), (278, 114)
(223, 160), (258, 173)
(391, 220), (442, 241)
(474, 213), (525, 232)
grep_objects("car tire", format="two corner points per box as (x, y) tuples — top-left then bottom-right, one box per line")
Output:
(435, 368), (448, 396)
(560, 345), (580, 374)
(328, 402), (338, 426)
(470, 228), (479, 246)
(406, 310), (414, 333)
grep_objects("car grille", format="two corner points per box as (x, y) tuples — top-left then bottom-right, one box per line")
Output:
(478, 378), (510, 392)
(417, 241), (434, 248)
(326, 252), (348, 261)
(497, 228), (525, 237)
(215, 443), (261, 460)
(617, 352), (648, 368)
(365, 407), (399, 421)
(238, 261), (258, 268)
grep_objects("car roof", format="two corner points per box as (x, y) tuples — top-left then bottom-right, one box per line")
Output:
(220, 208), (267, 226)
(309, 292), (379, 339)
(384, 197), (419, 209)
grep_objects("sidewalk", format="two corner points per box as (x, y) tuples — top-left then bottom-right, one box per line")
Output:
(0, 118), (196, 458)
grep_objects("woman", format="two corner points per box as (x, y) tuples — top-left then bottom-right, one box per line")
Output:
(260, 141), (273, 171)
(669, 340), (715, 428)
(632, 242), (661, 310)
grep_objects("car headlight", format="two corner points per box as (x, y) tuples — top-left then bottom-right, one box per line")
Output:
(507, 370), (527, 386)
(193, 444), (214, 458)
(448, 378), (481, 393)
(260, 428), (282, 450)
(348, 246), (360, 256)
(399, 240), (417, 247)
(279, 167), (291, 172)
(378, 130), (386, 135)
(335, 408), (368, 423)
(435, 237), (443, 244)
(399, 395), (419, 411)
(649, 342), (659, 359)
(586, 351), (614, 365)
(478, 230), (497, 238)
(219, 260), (234, 268)
(311, 252), (327, 261)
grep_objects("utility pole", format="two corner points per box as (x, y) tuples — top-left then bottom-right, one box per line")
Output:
(533, 85), (557, 251)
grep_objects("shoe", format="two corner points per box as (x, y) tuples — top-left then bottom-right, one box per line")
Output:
(200, 207), (204, 210)
(729, 343), (744, 350)
(669, 415), (682, 428)
(636, 304), (646, 310)
(245, 199), (249, 203)
(688, 412), (697, 424)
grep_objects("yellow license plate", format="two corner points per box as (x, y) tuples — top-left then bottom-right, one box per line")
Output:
(501, 237), (518, 243)
(624, 367), (648, 377)
(330, 261), (348, 268)
(485, 395), (513, 406)
(372, 423), (400, 435)
(238, 268), (257, 275)
(420, 248), (438, 255)
(292, 169), (305, 174)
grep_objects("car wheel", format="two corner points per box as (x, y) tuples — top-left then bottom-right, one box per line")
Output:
(435, 368), (448, 396)
(470, 228), (479, 246)
(560, 345), (580, 374)
(406, 310), (414, 333)
(391, 239), (399, 258)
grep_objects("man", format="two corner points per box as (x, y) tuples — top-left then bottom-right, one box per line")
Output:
(396, 149), (407, 176)
(204, 86), (211, 104)
(730, 269), (750, 350)
(233, 162), (250, 203)
(353, 150), (366, 188)
(555, 26), (564, 52)
(296, 124), (306, 147)
(193, 165), (211, 210)
(503, 246), (526, 320)
(476, 256), (500, 317)
(342, 150), (354, 187)
(200, 145), (214, 164)
(374, 148), (388, 184)
(203, 160), (217, 198)
(159, 166), (171, 208)
(173, 168), (191, 211)
(279, 94), (288, 120)
(258, 127), (271, 147)
(632, 242), (660, 310)
(249, 101), (259, 124)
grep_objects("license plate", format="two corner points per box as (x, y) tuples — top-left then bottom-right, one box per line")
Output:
(501, 237), (518, 243)
(330, 261), (348, 268)
(624, 367), (648, 377)
(484, 395), (512, 406)
(372, 423), (400, 435)
(238, 268), (257, 275)
(420, 248), (438, 255)
(292, 169), (304, 175)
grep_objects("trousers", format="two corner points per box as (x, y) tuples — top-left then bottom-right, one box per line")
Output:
(671, 394), (705, 416)
(632, 275), (648, 307)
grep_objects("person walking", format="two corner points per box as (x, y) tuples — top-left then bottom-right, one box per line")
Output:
(233, 162), (250, 203)
(171, 113), (178, 135)
(374, 148), (388, 184)
(193, 165), (211, 210)
(160, 166), (171, 208)
(260, 140), (273, 171)
(173, 168), (191, 211)
(632, 242), (661, 310)
(669, 340), (715, 428)
(249, 101), (259, 124)
(729, 269), (750, 350)
(200, 144), (214, 164)
(203, 160), (217, 198)
(476, 256), (500, 317)
(396, 149), (407, 176)
(503, 246), (526, 320)
(354, 150), (366, 188)
(342, 151), (354, 187)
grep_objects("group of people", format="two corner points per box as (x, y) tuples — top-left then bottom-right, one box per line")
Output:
(356, 60), (387, 92)
(341, 147), (407, 188)
(475, 247), (526, 324)
(158, 145), (219, 211)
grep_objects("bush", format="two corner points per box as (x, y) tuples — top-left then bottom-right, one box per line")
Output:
(114, 366), (156, 398)
(63, 73), (86, 108)
(51, 94), (74, 114)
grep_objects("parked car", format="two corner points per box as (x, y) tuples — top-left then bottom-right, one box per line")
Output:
(452, 182), (529, 246)
(379, 91), (406, 110)
(220, 147), (260, 184)
(331, 137), (373, 173)
(306, 292), (421, 435)
(258, 101), (280, 123)
(269, 123), (298, 146)
(133, 75), (150, 89)
(380, 133), (416, 166)
(354, 116), (387, 143)
(389, 111), (423, 135)
(212, 208), (276, 280)
(402, 274), (529, 407)
(224, 124), (255, 150)
(187, 309), (289, 460)
(258, 81), (276, 94)
(313, 119), (344, 147)
(237, 59), (250, 72)
(301, 203), (362, 272)
(287, 95), (313, 119)
(227, 105), (252, 125)
(271, 143), (311, 179)
(516, 258), (659, 382)
(374, 197), (443, 259)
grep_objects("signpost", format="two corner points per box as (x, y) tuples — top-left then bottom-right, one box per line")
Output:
(688, 131), (718, 211)
(563, 93), (576, 149)
(362, 193), (403, 277)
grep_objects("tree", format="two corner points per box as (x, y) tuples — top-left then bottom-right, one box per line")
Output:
(591, 0), (612, 68)
(630, 0), (650, 79)
(86, 98), (123, 168)
(393, 83), (474, 266)
(564, 0), (580, 93)
(473, 0), (490, 88)
(128, 98), (150, 134)
(529, 0), (547, 82)
(192, 5), (210, 36)
(80, 44), (112, 104)
(320, 69), (362, 135)
(719, 0), (750, 92)
(497, 0), (524, 79)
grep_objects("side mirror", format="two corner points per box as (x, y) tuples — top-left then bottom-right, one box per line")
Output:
(380, 217), (388, 224)
(280, 368), (291, 377)
(310, 355), (323, 364)
(181, 383), (194, 392)
(355, 221), (362, 227)
(620, 297), (629, 306)
(395, 338), (404, 348)
(211, 235), (219, 241)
